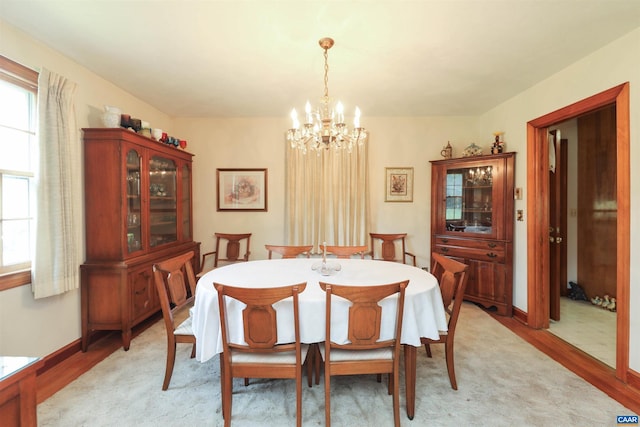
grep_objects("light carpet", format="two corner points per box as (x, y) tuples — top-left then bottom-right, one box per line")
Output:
(38, 303), (636, 426)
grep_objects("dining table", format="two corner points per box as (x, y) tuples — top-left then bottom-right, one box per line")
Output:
(192, 257), (448, 420)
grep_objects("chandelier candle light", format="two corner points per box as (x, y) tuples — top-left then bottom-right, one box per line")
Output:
(287, 37), (368, 153)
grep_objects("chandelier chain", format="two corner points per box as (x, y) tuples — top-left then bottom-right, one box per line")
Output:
(323, 47), (330, 99)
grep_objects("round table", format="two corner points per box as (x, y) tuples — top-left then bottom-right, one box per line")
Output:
(192, 258), (447, 420)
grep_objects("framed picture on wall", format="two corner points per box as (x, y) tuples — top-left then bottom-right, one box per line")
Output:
(217, 168), (268, 211)
(385, 167), (413, 202)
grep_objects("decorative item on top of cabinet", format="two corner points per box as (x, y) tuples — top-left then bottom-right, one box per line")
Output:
(80, 128), (200, 351)
(462, 142), (483, 157)
(491, 132), (505, 154)
(430, 152), (515, 315)
(440, 141), (453, 159)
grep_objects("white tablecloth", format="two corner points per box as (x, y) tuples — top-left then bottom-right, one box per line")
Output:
(192, 258), (447, 363)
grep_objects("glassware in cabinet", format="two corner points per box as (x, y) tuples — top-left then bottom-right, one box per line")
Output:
(126, 149), (142, 253)
(149, 155), (177, 248)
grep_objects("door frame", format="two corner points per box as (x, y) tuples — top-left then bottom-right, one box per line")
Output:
(526, 82), (630, 381)
(548, 132), (567, 321)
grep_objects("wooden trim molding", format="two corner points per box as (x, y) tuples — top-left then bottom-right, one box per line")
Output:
(0, 270), (31, 292)
(526, 82), (630, 383)
(0, 54), (38, 93)
(512, 306), (528, 325)
(628, 369), (640, 391)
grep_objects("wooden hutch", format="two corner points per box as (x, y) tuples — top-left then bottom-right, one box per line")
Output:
(430, 152), (515, 315)
(81, 128), (200, 351)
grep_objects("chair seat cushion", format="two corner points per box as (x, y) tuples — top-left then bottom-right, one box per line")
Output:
(231, 344), (310, 364)
(174, 315), (194, 336)
(318, 344), (392, 361)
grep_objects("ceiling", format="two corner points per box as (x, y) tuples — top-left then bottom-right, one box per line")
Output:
(1, 1), (639, 118)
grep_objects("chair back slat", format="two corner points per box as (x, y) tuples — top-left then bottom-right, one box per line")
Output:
(381, 240), (397, 261)
(225, 240), (241, 261)
(167, 271), (189, 306)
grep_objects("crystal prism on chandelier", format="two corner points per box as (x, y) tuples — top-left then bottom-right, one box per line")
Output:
(287, 37), (368, 154)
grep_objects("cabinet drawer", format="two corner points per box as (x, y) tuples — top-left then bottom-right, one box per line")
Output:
(130, 267), (157, 323)
(434, 243), (505, 263)
(435, 236), (505, 251)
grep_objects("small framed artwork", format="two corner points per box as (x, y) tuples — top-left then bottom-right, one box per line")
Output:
(385, 167), (413, 202)
(217, 168), (268, 211)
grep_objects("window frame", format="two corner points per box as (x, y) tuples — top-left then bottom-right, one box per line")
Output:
(0, 55), (38, 291)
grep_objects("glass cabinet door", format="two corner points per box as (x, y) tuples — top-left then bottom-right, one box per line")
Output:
(126, 149), (142, 253)
(445, 163), (495, 235)
(181, 164), (191, 240)
(149, 155), (177, 247)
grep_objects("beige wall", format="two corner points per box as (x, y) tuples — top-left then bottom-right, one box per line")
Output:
(1, 17), (638, 374)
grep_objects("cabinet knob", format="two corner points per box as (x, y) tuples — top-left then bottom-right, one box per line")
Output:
(486, 252), (497, 258)
(440, 247), (449, 253)
(487, 242), (497, 248)
(441, 238), (449, 243)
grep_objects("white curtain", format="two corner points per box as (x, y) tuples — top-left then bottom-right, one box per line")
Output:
(285, 140), (369, 251)
(32, 68), (81, 299)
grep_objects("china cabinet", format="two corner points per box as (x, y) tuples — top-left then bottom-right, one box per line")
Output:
(80, 128), (200, 351)
(430, 152), (515, 315)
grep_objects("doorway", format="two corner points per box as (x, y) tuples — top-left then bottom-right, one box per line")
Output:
(526, 83), (630, 382)
(546, 110), (617, 368)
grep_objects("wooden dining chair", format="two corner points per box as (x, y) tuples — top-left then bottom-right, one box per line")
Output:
(214, 282), (309, 427)
(320, 244), (369, 259)
(421, 252), (469, 390)
(318, 280), (409, 427)
(152, 251), (198, 390)
(198, 233), (252, 277)
(265, 244), (313, 259)
(369, 232), (417, 266)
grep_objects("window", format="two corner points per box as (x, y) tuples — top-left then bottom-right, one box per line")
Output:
(0, 56), (38, 290)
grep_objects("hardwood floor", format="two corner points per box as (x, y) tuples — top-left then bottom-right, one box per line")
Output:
(36, 309), (640, 415)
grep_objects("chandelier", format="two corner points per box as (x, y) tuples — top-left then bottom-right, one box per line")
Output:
(287, 37), (368, 154)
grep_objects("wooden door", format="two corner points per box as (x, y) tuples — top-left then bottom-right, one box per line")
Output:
(577, 105), (617, 300)
(548, 131), (567, 321)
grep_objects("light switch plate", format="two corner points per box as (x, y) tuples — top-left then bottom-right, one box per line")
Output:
(514, 188), (522, 200)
